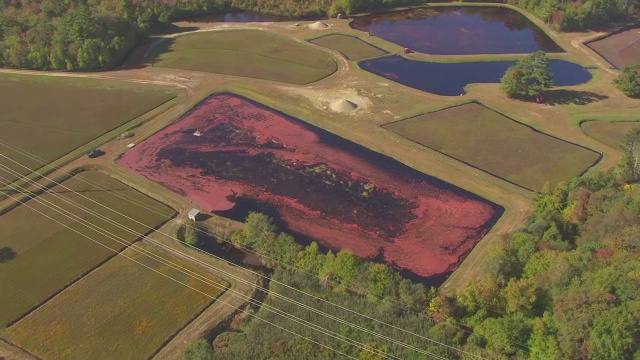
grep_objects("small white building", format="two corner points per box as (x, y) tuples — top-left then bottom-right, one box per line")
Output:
(188, 208), (200, 222)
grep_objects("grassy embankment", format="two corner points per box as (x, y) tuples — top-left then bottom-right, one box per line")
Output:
(309, 33), (388, 61)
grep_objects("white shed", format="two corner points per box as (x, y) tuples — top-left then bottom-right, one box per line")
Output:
(188, 208), (200, 222)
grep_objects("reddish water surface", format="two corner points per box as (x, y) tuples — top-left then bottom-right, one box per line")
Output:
(118, 94), (502, 281)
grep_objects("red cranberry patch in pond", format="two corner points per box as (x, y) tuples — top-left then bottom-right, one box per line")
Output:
(117, 94), (503, 281)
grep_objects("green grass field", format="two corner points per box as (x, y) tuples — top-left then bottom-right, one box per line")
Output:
(309, 34), (388, 61)
(0, 76), (175, 185)
(384, 103), (601, 191)
(7, 243), (225, 360)
(0, 171), (174, 326)
(581, 120), (640, 149)
(149, 29), (337, 84)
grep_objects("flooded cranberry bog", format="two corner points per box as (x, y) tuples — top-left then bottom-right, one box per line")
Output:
(118, 94), (503, 281)
(351, 6), (563, 55)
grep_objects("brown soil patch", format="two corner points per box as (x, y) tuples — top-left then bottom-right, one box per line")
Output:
(588, 28), (640, 69)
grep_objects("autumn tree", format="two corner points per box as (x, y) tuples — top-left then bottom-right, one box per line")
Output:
(501, 51), (553, 100)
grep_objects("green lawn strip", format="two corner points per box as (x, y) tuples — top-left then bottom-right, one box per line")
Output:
(0, 171), (174, 326)
(309, 34), (388, 61)
(149, 30), (337, 84)
(0, 76), (175, 185)
(384, 102), (601, 191)
(581, 120), (640, 149)
(7, 243), (225, 360)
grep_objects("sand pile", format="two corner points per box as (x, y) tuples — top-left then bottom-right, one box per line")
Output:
(330, 99), (358, 112)
(308, 21), (329, 30)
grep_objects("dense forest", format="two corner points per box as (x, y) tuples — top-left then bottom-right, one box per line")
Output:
(0, 0), (413, 71)
(183, 130), (640, 359)
(1, 0), (637, 71)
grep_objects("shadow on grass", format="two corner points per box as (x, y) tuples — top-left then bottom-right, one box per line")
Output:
(149, 24), (200, 37)
(545, 89), (609, 106)
(145, 38), (176, 69)
(0, 247), (16, 263)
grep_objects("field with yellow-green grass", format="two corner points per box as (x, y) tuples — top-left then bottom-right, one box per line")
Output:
(148, 29), (337, 84)
(6, 243), (226, 360)
(0, 171), (174, 326)
(384, 102), (602, 191)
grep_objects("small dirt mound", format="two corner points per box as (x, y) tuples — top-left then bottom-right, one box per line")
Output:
(308, 21), (329, 30)
(330, 99), (358, 112)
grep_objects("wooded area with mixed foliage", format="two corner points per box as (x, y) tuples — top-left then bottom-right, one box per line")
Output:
(1, 0), (638, 71)
(183, 129), (640, 359)
(427, 130), (640, 359)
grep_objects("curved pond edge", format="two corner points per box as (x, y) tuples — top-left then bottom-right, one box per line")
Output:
(357, 55), (594, 96)
(383, 101), (603, 193)
(348, 3), (566, 54)
(306, 32), (391, 61)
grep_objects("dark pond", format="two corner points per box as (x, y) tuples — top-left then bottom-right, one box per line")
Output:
(360, 56), (592, 96)
(351, 6), (563, 55)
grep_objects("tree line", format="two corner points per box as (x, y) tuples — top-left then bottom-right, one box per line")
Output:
(2, 0), (638, 72)
(0, 0), (415, 71)
(504, 0), (638, 31)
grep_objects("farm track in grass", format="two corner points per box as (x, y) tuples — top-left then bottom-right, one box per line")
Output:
(581, 120), (640, 149)
(384, 102), (602, 192)
(309, 34), (389, 61)
(7, 243), (226, 360)
(0, 171), (174, 327)
(0, 75), (175, 185)
(148, 29), (337, 84)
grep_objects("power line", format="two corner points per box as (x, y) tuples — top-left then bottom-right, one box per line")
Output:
(0, 162), (447, 360)
(0, 183), (362, 359)
(0, 141), (508, 356)
(0, 166), (447, 360)
(0, 173), (402, 360)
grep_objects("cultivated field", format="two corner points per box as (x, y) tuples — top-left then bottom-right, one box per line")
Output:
(581, 120), (640, 149)
(149, 29), (337, 84)
(587, 28), (640, 69)
(0, 171), (174, 326)
(309, 34), (388, 60)
(0, 76), (175, 185)
(384, 103), (601, 191)
(7, 243), (226, 360)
